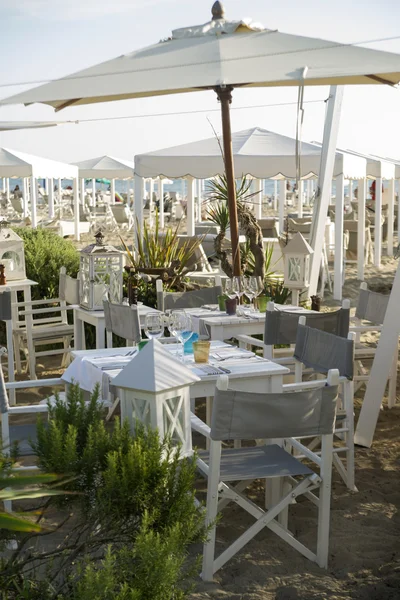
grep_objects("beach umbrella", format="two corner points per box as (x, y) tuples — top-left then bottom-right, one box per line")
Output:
(3, 2), (400, 274)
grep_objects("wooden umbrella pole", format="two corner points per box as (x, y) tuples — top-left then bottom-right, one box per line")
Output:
(216, 85), (241, 277)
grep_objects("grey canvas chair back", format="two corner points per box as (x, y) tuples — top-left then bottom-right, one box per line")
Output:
(288, 218), (312, 235)
(211, 385), (338, 441)
(355, 287), (389, 325)
(0, 290), (12, 321)
(158, 285), (222, 312)
(294, 324), (354, 380)
(59, 270), (80, 305)
(103, 300), (141, 343)
(111, 205), (130, 224)
(264, 307), (350, 345)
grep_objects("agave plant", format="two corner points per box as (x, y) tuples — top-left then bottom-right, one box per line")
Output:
(204, 174), (265, 278)
(0, 472), (66, 533)
(121, 211), (204, 287)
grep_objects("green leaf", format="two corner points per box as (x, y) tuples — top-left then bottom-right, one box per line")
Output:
(0, 512), (43, 532)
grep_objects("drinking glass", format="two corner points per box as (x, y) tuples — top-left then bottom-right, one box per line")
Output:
(144, 313), (164, 339)
(224, 279), (237, 300)
(169, 310), (193, 361)
(245, 276), (259, 311)
(232, 276), (245, 304)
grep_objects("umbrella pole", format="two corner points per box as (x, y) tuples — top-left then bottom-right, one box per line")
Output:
(216, 85), (241, 277)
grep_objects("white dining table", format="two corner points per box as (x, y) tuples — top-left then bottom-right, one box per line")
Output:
(187, 305), (316, 341)
(65, 341), (290, 402)
(73, 303), (161, 350)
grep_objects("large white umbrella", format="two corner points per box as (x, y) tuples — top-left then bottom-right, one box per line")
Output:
(3, 1), (400, 274)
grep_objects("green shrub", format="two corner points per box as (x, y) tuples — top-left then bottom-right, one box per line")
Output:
(12, 227), (79, 300)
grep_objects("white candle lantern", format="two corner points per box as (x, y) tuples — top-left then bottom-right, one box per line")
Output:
(112, 339), (200, 457)
(79, 231), (124, 311)
(282, 232), (314, 303)
(0, 220), (26, 281)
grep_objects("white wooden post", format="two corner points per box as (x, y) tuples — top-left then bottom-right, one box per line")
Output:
(387, 179), (395, 256)
(309, 86), (344, 296)
(254, 179), (262, 220)
(5, 178), (10, 205)
(278, 180), (286, 234)
(333, 174), (345, 300)
(357, 178), (366, 280)
(91, 178), (96, 207)
(187, 177), (195, 237)
(22, 178), (28, 218)
(158, 177), (164, 229)
(149, 178), (154, 229)
(80, 178), (85, 205)
(196, 179), (202, 222)
(273, 180), (278, 211)
(48, 178), (54, 218)
(58, 178), (62, 203)
(298, 180), (304, 218)
(73, 178), (80, 241)
(134, 174), (145, 237)
(348, 179), (353, 201)
(44, 178), (48, 195)
(374, 177), (382, 267)
(110, 179), (116, 206)
(30, 176), (37, 228)
(355, 259), (400, 447)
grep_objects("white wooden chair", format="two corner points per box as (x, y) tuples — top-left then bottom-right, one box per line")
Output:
(237, 300), (350, 365)
(12, 267), (79, 379)
(156, 277), (222, 312)
(195, 371), (339, 580)
(292, 321), (356, 491)
(110, 204), (134, 231)
(350, 282), (397, 408)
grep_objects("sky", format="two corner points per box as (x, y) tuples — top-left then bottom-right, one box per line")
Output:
(0, 0), (400, 165)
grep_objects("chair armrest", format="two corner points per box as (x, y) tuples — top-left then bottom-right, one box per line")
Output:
(9, 405), (49, 415)
(349, 325), (382, 333)
(18, 305), (77, 317)
(191, 413), (211, 439)
(13, 298), (61, 308)
(236, 334), (264, 348)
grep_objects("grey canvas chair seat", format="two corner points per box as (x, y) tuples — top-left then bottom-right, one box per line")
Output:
(199, 444), (313, 481)
(199, 374), (339, 581)
(156, 280), (222, 312)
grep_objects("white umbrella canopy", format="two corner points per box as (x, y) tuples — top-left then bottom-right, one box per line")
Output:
(135, 127), (366, 180)
(3, 1), (400, 274)
(0, 147), (78, 179)
(74, 155), (135, 179)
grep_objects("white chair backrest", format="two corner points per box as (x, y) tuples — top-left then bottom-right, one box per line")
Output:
(59, 267), (80, 305)
(355, 283), (389, 325)
(211, 375), (339, 441)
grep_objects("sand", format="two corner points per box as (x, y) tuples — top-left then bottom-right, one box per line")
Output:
(7, 252), (400, 600)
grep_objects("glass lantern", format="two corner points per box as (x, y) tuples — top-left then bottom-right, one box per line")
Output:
(79, 231), (124, 311)
(282, 232), (313, 290)
(0, 220), (26, 281)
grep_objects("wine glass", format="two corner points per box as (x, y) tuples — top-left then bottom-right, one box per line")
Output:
(144, 313), (164, 339)
(232, 276), (245, 304)
(245, 276), (259, 312)
(224, 278), (237, 300)
(169, 310), (193, 361)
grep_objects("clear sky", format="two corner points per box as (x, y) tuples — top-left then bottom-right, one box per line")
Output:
(0, 0), (399, 164)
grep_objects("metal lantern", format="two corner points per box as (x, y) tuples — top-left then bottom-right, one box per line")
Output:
(0, 220), (26, 281)
(112, 339), (200, 457)
(282, 232), (314, 304)
(79, 231), (124, 310)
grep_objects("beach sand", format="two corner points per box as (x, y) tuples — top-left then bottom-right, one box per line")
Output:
(8, 251), (400, 600)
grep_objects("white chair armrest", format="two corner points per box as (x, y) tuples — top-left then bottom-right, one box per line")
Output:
(349, 325), (383, 333)
(19, 305), (77, 317)
(8, 405), (49, 415)
(236, 334), (264, 348)
(191, 412), (211, 439)
(12, 298), (61, 308)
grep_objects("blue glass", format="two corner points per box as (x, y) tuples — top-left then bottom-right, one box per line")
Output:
(184, 332), (198, 354)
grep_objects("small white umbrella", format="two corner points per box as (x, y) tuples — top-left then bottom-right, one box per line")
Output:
(3, 2), (400, 273)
